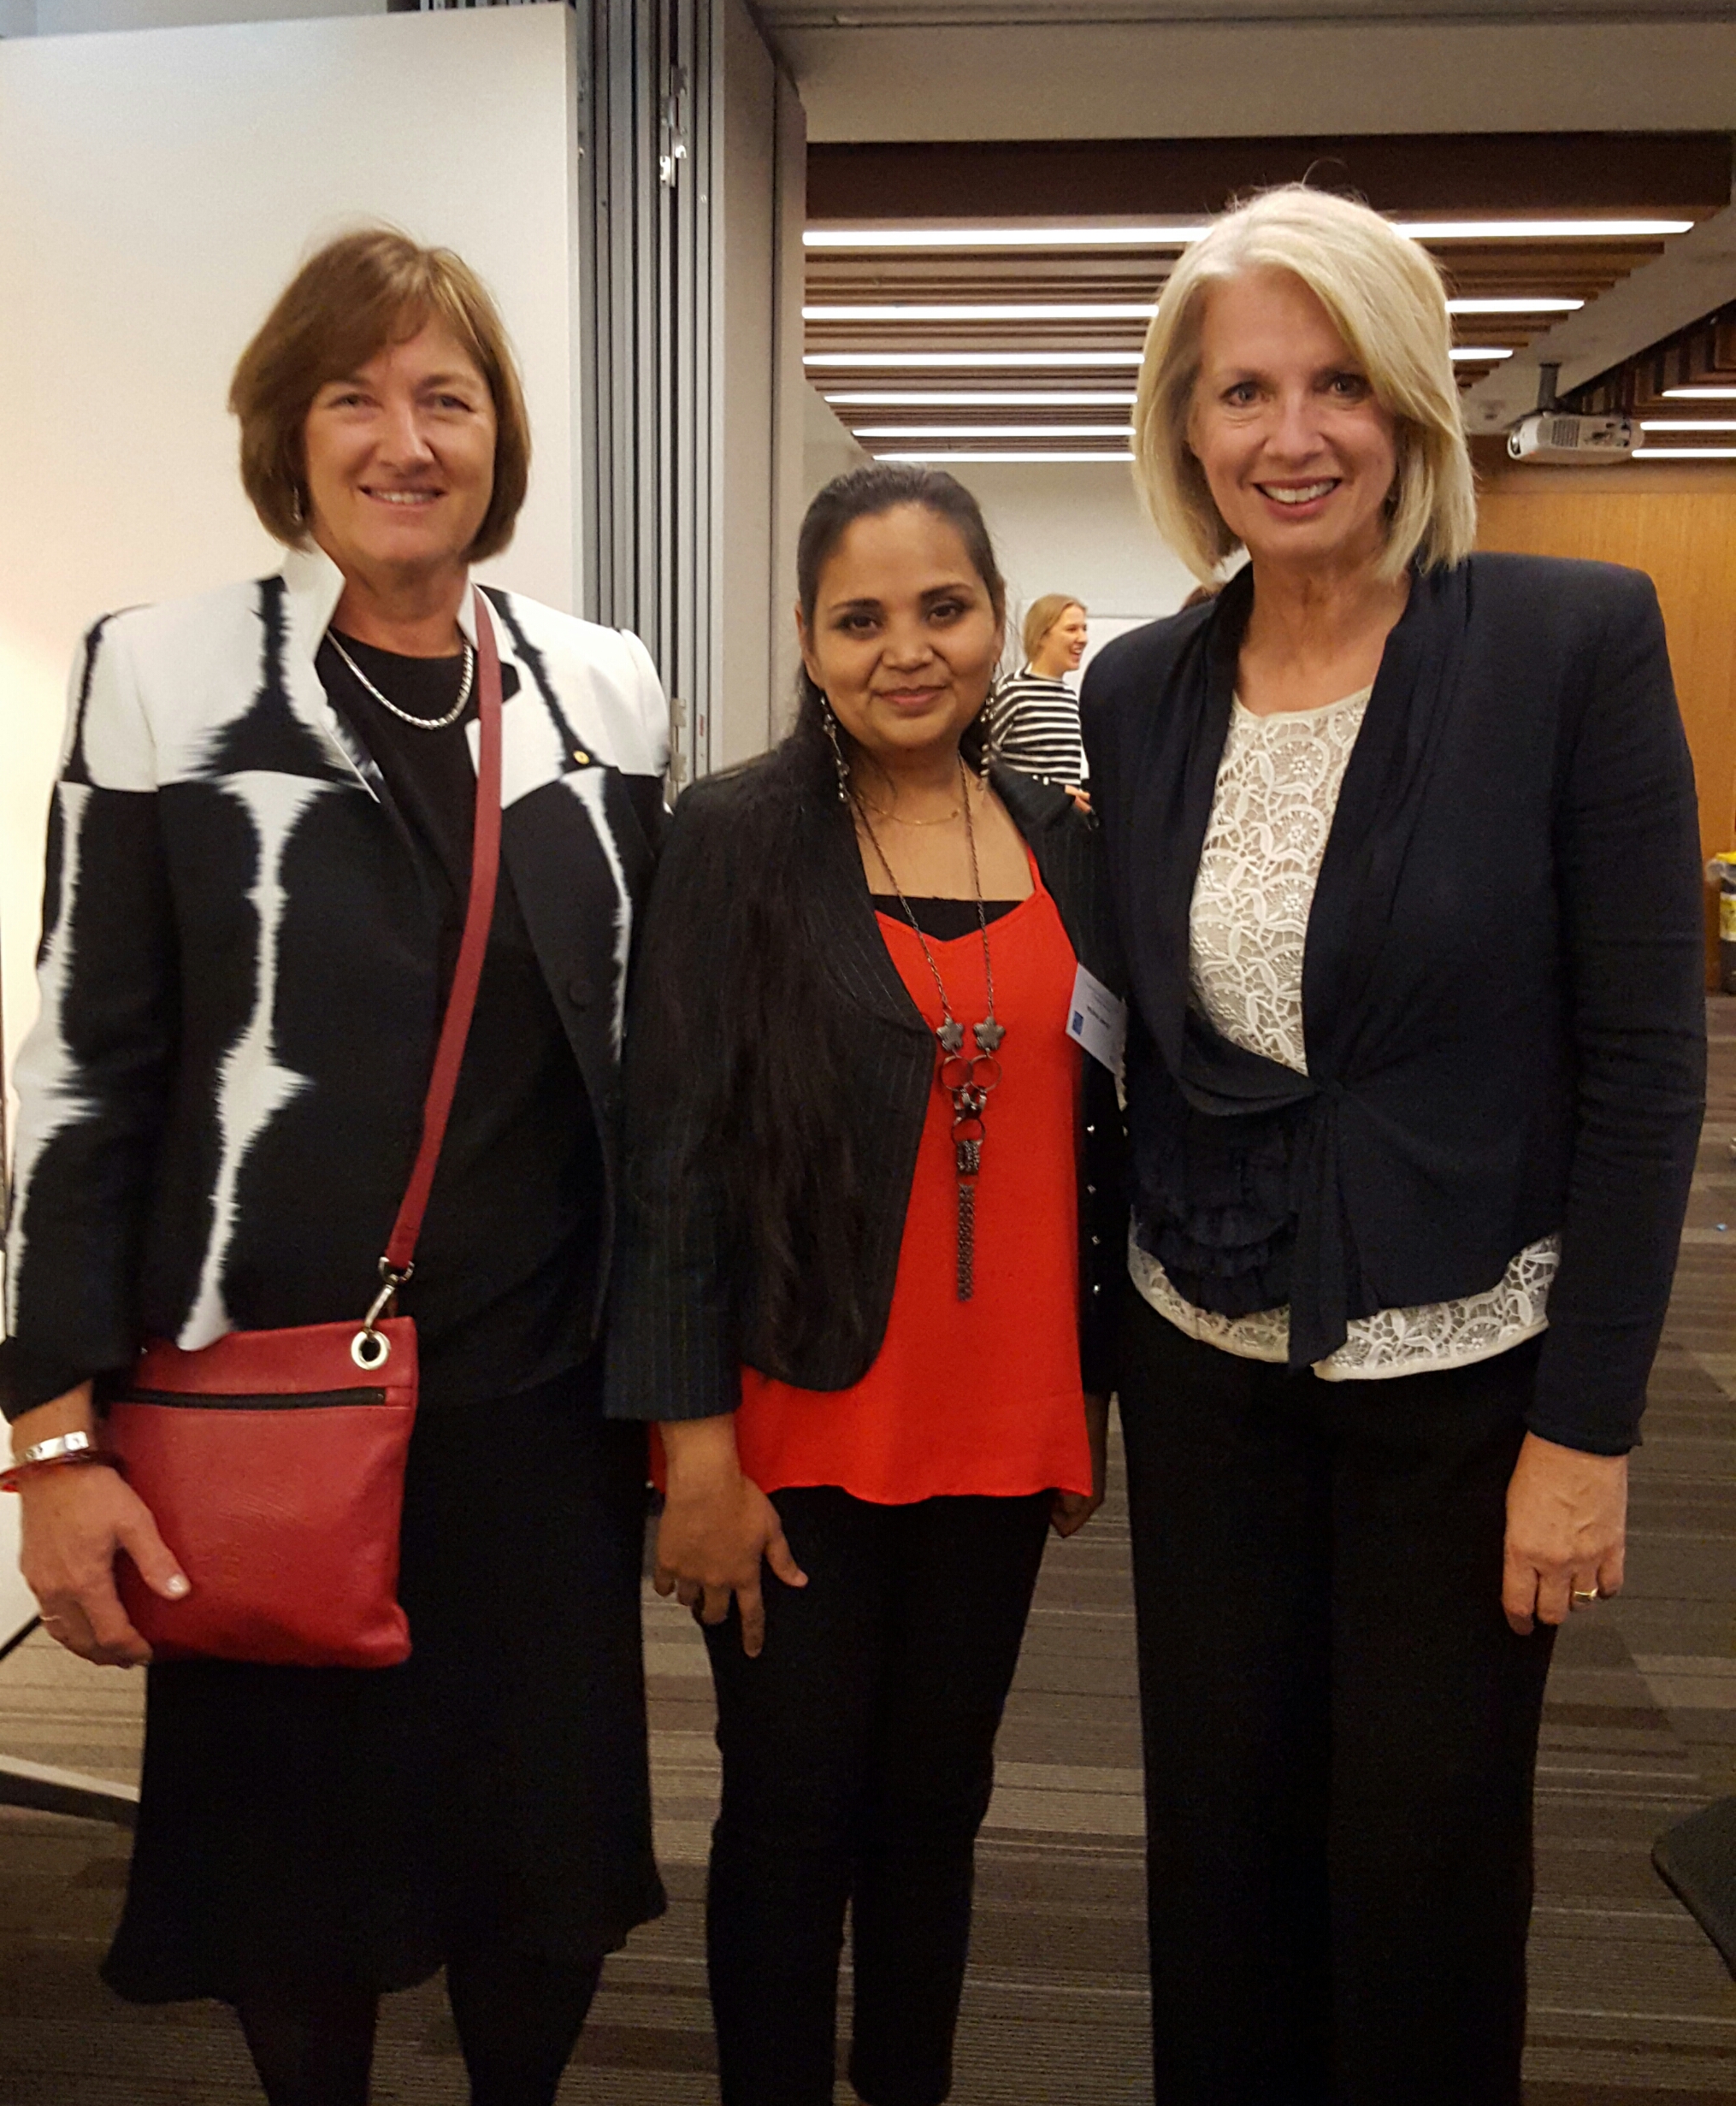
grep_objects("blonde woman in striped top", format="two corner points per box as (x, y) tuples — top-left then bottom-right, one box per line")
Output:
(988, 593), (1089, 806)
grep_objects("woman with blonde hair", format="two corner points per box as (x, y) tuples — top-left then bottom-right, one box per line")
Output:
(1082, 184), (1704, 2103)
(987, 592), (1089, 803)
(3, 230), (669, 2104)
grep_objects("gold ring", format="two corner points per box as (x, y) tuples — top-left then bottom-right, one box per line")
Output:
(1571, 1586), (1600, 1607)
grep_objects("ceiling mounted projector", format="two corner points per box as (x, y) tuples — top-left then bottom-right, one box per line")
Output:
(1506, 410), (1638, 464)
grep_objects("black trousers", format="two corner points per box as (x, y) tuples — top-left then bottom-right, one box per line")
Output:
(1119, 1295), (1556, 2106)
(702, 1486), (1052, 2106)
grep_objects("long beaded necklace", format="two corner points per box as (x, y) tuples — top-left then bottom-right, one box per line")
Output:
(328, 631), (475, 731)
(853, 754), (1006, 1301)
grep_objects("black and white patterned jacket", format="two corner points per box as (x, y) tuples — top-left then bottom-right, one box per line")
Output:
(2, 546), (667, 1418)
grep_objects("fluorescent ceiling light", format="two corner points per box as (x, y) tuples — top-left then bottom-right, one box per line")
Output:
(854, 424), (1134, 439)
(806, 350), (1143, 369)
(814, 348), (1504, 369)
(1662, 386), (1736, 399)
(1447, 297), (1583, 313)
(1640, 419), (1736, 432)
(1402, 218), (1692, 239)
(875, 450), (1134, 463)
(804, 218), (1692, 251)
(806, 302), (1156, 322)
(824, 390), (1138, 406)
(1633, 446), (1736, 458)
(809, 297), (1581, 322)
(806, 225), (1210, 249)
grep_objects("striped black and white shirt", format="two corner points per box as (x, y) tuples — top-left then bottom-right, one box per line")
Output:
(988, 667), (1087, 788)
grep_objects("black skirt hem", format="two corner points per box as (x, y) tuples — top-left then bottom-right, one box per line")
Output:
(99, 1870), (670, 2008)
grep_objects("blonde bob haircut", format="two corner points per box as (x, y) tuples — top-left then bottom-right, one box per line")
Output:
(1021, 593), (1086, 664)
(1132, 186), (1476, 585)
(230, 227), (530, 562)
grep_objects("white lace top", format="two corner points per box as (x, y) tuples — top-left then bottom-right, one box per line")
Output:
(1131, 687), (1558, 1379)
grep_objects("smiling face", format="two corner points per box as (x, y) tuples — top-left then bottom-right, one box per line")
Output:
(301, 316), (498, 593)
(1036, 603), (1089, 676)
(1187, 267), (1398, 580)
(798, 504), (1004, 773)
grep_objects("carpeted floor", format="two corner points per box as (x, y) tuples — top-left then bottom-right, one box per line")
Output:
(1, 1001), (1732, 2103)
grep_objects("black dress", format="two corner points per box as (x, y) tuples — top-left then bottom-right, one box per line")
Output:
(103, 634), (664, 2003)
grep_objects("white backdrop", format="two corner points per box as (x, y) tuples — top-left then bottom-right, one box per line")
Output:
(956, 459), (1196, 652)
(0, 1), (582, 1641)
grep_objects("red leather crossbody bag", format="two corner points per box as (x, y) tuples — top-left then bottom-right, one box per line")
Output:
(107, 593), (505, 1669)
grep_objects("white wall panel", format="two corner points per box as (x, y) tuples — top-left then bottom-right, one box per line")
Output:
(954, 462), (1196, 652)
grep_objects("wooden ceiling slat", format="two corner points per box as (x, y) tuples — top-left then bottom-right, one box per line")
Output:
(1573, 303), (1736, 414)
(807, 133), (1731, 221)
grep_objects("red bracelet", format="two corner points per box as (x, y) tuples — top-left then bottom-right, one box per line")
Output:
(0, 1451), (126, 1494)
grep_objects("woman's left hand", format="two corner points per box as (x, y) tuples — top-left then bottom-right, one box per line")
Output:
(1502, 1431), (1628, 1635)
(1052, 1392), (1110, 1538)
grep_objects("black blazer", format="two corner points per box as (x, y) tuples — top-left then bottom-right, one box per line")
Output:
(1, 548), (667, 1419)
(604, 758), (1125, 1424)
(1083, 553), (1705, 1455)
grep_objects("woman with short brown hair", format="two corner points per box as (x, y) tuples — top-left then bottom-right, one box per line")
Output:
(3, 229), (669, 2105)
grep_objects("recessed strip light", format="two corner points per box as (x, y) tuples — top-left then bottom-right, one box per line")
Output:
(804, 218), (1693, 251)
(806, 350), (1143, 369)
(812, 348), (1507, 370)
(806, 302), (1158, 322)
(1448, 297), (1584, 314)
(1640, 419), (1736, 432)
(806, 225), (1211, 249)
(1662, 386), (1736, 399)
(824, 390), (1139, 406)
(1633, 446), (1736, 458)
(1402, 218), (1692, 239)
(808, 297), (1581, 322)
(854, 424), (1136, 439)
(875, 450), (1134, 463)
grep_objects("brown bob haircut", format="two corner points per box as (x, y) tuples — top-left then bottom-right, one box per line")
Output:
(229, 227), (530, 562)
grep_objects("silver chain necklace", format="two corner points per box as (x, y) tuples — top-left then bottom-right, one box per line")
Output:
(854, 754), (1006, 1301)
(328, 631), (475, 732)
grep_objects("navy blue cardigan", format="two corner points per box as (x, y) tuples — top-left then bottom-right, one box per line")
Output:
(1082, 553), (1705, 1455)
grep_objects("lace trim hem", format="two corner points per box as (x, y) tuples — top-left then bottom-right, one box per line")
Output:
(1127, 1224), (1560, 1381)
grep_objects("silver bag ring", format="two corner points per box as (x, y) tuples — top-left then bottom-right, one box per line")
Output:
(351, 1328), (393, 1372)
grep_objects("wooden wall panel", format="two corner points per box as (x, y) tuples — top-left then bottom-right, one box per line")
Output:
(1475, 462), (1736, 982)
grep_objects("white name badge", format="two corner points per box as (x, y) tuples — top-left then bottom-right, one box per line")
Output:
(1066, 964), (1127, 1076)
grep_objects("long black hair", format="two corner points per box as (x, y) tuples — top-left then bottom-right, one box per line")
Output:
(692, 463), (1007, 1369)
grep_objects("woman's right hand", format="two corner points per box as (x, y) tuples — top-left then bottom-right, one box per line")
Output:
(655, 1415), (806, 1657)
(13, 1386), (188, 1667)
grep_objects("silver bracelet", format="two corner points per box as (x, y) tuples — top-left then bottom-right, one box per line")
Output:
(14, 1430), (100, 1468)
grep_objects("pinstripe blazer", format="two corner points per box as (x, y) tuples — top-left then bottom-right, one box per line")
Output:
(603, 757), (1125, 1425)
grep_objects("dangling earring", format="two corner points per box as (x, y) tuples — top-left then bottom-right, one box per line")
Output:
(821, 700), (851, 805)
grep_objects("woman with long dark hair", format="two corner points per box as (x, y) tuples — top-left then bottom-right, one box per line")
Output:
(605, 464), (1122, 2106)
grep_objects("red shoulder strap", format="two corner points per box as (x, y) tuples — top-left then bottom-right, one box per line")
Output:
(381, 588), (505, 1278)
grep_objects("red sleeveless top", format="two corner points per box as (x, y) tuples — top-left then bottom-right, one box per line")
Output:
(733, 864), (1089, 1505)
